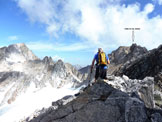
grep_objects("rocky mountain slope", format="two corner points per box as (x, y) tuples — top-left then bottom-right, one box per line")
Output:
(79, 65), (90, 74)
(114, 44), (162, 108)
(0, 43), (38, 63)
(25, 78), (162, 122)
(109, 43), (148, 65)
(108, 43), (148, 74)
(1, 43), (162, 122)
(79, 44), (162, 109)
(115, 44), (162, 79)
(0, 43), (86, 107)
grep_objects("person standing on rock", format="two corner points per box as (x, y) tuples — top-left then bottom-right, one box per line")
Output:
(91, 48), (110, 82)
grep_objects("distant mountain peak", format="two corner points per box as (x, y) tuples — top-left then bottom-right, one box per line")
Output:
(0, 43), (38, 63)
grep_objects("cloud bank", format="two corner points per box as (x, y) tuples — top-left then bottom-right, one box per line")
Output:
(15, 0), (162, 51)
(8, 36), (19, 41)
(26, 41), (91, 52)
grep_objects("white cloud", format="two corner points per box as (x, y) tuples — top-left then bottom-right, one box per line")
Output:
(153, 0), (162, 5)
(159, 0), (162, 5)
(26, 41), (91, 52)
(8, 36), (19, 41)
(52, 55), (64, 61)
(144, 3), (154, 14)
(26, 41), (54, 51)
(15, 0), (162, 51)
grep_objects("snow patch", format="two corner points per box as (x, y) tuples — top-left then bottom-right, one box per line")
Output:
(6, 53), (26, 63)
(0, 83), (80, 122)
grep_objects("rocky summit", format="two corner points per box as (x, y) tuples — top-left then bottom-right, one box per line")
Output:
(25, 80), (162, 122)
(107, 43), (148, 75)
(108, 43), (148, 65)
(115, 44), (162, 79)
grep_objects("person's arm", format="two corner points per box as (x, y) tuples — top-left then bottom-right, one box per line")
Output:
(106, 54), (110, 64)
(107, 59), (110, 64)
(91, 58), (95, 73)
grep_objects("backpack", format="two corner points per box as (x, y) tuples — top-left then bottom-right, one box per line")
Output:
(98, 52), (107, 65)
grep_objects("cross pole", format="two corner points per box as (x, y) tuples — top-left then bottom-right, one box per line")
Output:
(124, 28), (140, 44)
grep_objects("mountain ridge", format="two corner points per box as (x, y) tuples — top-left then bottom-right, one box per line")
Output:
(0, 43), (86, 107)
(0, 43), (162, 122)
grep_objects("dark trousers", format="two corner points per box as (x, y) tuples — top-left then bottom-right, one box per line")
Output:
(95, 65), (107, 80)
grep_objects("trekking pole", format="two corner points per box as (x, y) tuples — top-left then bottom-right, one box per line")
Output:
(88, 66), (93, 86)
(89, 71), (92, 84)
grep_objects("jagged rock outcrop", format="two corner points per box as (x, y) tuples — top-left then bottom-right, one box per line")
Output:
(113, 44), (162, 108)
(43, 56), (54, 66)
(109, 44), (148, 65)
(26, 81), (162, 122)
(0, 71), (31, 105)
(106, 75), (155, 108)
(107, 43), (148, 74)
(78, 74), (155, 109)
(115, 45), (162, 79)
(154, 72), (162, 108)
(66, 63), (87, 83)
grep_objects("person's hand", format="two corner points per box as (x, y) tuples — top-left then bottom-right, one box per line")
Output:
(90, 67), (93, 73)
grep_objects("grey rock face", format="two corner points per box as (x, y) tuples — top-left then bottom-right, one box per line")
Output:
(80, 74), (155, 108)
(108, 45), (130, 64)
(0, 71), (31, 105)
(106, 44), (148, 75)
(42, 56), (54, 65)
(51, 60), (87, 88)
(154, 73), (162, 108)
(109, 43), (148, 65)
(113, 45), (162, 108)
(154, 72), (162, 92)
(79, 65), (91, 74)
(125, 97), (148, 122)
(151, 113), (162, 122)
(115, 45), (162, 79)
(106, 76), (155, 108)
(27, 81), (162, 122)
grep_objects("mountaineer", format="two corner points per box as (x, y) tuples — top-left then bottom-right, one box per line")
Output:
(90, 48), (110, 82)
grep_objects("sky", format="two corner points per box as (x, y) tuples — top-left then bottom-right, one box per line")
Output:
(0, 0), (162, 66)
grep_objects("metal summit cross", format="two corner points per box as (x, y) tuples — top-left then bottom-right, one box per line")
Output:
(124, 28), (140, 44)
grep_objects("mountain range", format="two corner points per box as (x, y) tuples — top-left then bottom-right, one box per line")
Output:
(0, 43), (162, 122)
(0, 43), (88, 122)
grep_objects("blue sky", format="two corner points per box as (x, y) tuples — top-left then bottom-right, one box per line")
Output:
(0, 0), (162, 66)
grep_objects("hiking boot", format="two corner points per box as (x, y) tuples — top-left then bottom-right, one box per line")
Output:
(104, 77), (108, 80)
